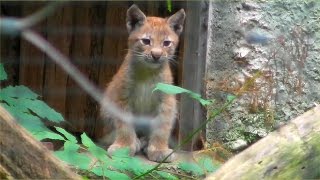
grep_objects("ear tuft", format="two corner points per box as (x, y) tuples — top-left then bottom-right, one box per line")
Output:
(167, 9), (186, 35)
(126, 4), (146, 33)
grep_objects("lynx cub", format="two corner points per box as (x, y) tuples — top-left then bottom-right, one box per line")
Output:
(101, 4), (185, 162)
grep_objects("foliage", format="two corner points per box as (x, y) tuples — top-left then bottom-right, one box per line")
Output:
(0, 63), (7, 81)
(0, 63), (64, 140)
(166, 0), (172, 12)
(51, 129), (219, 179)
(1, 64), (220, 179)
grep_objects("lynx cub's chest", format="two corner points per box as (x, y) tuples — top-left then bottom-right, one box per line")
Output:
(128, 78), (161, 116)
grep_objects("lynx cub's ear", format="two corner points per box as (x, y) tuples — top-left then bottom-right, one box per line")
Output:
(126, 4), (146, 33)
(167, 9), (186, 35)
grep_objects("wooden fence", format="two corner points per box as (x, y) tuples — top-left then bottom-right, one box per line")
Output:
(0, 1), (208, 151)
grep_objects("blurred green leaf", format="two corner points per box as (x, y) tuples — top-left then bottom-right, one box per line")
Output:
(0, 86), (64, 122)
(27, 99), (64, 122)
(166, 0), (172, 12)
(91, 167), (131, 180)
(0, 63), (7, 81)
(153, 83), (214, 106)
(54, 141), (91, 170)
(153, 83), (189, 94)
(55, 127), (78, 143)
(0, 85), (38, 99)
(33, 130), (65, 141)
(111, 147), (130, 158)
(0, 103), (64, 140)
(81, 133), (108, 161)
(81, 133), (96, 147)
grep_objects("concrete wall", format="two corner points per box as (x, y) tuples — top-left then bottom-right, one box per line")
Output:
(205, 0), (320, 150)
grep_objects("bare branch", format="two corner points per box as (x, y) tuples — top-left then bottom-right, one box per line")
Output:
(20, 2), (65, 29)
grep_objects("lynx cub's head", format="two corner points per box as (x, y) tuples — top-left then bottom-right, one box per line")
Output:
(126, 4), (185, 69)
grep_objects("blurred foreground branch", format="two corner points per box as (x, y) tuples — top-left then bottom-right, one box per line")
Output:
(0, 106), (81, 179)
(207, 106), (320, 179)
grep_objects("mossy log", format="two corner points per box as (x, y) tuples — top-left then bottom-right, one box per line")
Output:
(0, 105), (81, 179)
(207, 106), (320, 179)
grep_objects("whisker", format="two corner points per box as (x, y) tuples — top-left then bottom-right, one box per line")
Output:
(167, 58), (178, 66)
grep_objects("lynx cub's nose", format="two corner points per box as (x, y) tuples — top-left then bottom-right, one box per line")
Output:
(151, 48), (163, 60)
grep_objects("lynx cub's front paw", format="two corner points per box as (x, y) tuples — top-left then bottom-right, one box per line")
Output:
(108, 139), (141, 156)
(147, 148), (176, 162)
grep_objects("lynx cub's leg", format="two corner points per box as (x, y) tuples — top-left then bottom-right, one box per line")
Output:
(147, 123), (175, 162)
(108, 120), (141, 156)
(147, 96), (176, 162)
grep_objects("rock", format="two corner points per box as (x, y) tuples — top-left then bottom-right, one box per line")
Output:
(241, 2), (260, 11)
(227, 139), (248, 151)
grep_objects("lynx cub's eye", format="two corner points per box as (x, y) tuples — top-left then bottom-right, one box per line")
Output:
(141, 38), (151, 45)
(163, 40), (172, 47)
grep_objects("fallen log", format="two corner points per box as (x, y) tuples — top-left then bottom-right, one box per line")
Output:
(207, 106), (320, 179)
(0, 105), (81, 179)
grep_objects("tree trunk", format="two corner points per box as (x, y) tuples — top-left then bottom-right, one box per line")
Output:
(0, 106), (80, 179)
(207, 106), (320, 179)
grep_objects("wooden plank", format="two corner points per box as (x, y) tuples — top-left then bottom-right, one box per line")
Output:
(82, 2), (107, 138)
(43, 5), (73, 116)
(0, 2), (21, 87)
(171, 1), (187, 144)
(19, 3), (46, 95)
(94, 1), (129, 138)
(179, 1), (208, 150)
(147, 1), (160, 16)
(65, 3), (92, 132)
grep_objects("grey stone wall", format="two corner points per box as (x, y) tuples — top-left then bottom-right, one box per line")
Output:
(205, 0), (320, 151)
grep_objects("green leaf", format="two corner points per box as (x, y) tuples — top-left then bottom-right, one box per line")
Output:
(63, 141), (80, 152)
(0, 86), (63, 122)
(81, 133), (96, 147)
(62, 152), (91, 169)
(27, 99), (64, 122)
(110, 155), (153, 176)
(199, 98), (215, 106)
(153, 83), (189, 94)
(55, 127), (78, 143)
(153, 83), (214, 106)
(111, 147), (131, 158)
(166, 0), (172, 12)
(91, 167), (131, 180)
(81, 133), (108, 161)
(1, 103), (62, 141)
(126, 157), (153, 175)
(0, 85), (38, 100)
(0, 63), (7, 81)
(33, 130), (65, 141)
(1, 103), (48, 132)
(178, 161), (204, 176)
(54, 141), (91, 169)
